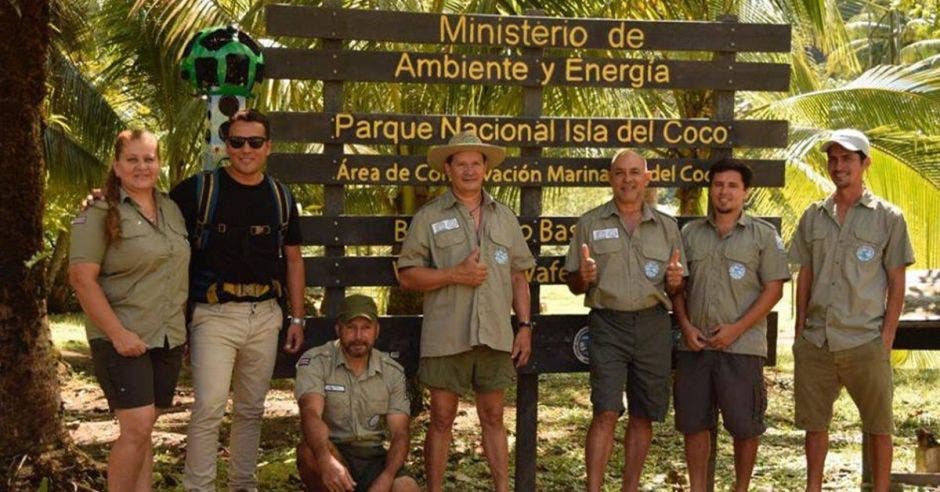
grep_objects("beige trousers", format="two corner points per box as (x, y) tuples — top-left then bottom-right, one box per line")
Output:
(183, 299), (282, 492)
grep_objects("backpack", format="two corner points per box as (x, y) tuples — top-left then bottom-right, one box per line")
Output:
(192, 168), (294, 258)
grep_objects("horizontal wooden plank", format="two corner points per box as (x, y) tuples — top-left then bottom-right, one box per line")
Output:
(888, 473), (940, 487)
(269, 154), (785, 188)
(266, 5), (791, 53)
(304, 255), (567, 286)
(894, 320), (940, 350)
(272, 312), (780, 378)
(266, 48), (790, 91)
(298, 215), (782, 246)
(270, 112), (788, 149)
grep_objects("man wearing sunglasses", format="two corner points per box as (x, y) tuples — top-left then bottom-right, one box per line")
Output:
(169, 109), (306, 492)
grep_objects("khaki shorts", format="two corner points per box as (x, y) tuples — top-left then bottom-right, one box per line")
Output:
(793, 336), (893, 434)
(418, 346), (515, 395)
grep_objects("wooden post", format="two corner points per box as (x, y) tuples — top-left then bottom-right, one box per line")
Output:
(514, 11), (545, 491)
(320, 0), (345, 316)
(705, 15), (739, 492)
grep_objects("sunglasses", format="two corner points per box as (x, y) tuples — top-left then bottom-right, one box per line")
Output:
(226, 136), (268, 149)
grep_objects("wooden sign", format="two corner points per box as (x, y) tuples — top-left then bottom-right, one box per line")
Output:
(271, 112), (788, 148)
(266, 5), (791, 53)
(267, 48), (791, 91)
(269, 154), (785, 187)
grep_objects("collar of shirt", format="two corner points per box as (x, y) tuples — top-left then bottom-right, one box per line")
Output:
(600, 200), (656, 223)
(705, 211), (751, 231)
(818, 188), (877, 217)
(330, 340), (383, 377)
(440, 188), (496, 211)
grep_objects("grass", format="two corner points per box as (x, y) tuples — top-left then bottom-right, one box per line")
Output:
(52, 301), (940, 491)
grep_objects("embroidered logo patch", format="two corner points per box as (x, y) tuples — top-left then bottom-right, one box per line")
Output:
(592, 228), (619, 240)
(324, 384), (346, 393)
(774, 234), (786, 252)
(368, 414), (381, 428)
(494, 248), (509, 265)
(431, 218), (459, 234)
(296, 357), (311, 367)
(573, 326), (591, 364)
(729, 262), (747, 280)
(71, 215), (87, 225)
(856, 245), (876, 262)
(644, 260), (660, 279)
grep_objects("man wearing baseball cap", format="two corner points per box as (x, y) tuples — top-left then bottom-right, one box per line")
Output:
(789, 129), (914, 491)
(397, 131), (536, 492)
(294, 294), (419, 492)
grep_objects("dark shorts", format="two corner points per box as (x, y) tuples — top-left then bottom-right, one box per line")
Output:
(674, 350), (767, 439)
(418, 345), (515, 395)
(335, 443), (403, 492)
(89, 338), (183, 411)
(588, 306), (672, 421)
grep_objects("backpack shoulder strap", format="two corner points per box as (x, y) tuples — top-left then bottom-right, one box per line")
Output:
(194, 169), (221, 250)
(265, 175), (293, 257)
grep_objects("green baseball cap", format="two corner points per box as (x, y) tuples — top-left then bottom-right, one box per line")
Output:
(338, 294), (378, 323)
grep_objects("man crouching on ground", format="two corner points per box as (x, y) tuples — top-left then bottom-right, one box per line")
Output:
(295, 294), (419, 492)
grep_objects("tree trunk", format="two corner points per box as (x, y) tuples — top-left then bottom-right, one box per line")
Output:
(0, 1), (95, 488)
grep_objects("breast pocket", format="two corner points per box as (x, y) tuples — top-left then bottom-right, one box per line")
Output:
(851, 228), (883, 267)
(430, 227), (468, 268)
(364, 397), (389, 430)
(323, 388), (350, 426)
(724, 248), (759, 291)
(487, 226), (515, 271)
(641, 241), (670, 282)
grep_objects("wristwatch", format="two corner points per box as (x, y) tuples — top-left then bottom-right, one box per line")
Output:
(288, 316), (305, 325)
(518, 320), (535, 330)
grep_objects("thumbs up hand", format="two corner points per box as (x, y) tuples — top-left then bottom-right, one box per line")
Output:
(578, 243), (598, 285)
(665, 248), (684, 293)
(453, 247), (488, 287)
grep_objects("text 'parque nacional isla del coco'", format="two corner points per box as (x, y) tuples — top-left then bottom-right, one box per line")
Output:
(332, 114), (731, 146)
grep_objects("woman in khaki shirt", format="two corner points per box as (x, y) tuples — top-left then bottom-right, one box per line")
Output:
(69, 130), (189, 491)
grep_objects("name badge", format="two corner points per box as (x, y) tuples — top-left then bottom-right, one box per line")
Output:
(432, 218), (460, 234)
(324, 384), (346, 393)
(592, 228), (619, 240)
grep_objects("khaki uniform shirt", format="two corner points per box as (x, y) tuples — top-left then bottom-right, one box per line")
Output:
(680, 214), (791, 357)
(564, 201), (685, 311)
(398, 190), (536, 358)
(69, 190), (190, 348)
(294, 341), (409, 447)
(789, 190), (914, 351)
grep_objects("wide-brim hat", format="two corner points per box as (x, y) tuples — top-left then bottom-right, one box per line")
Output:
(820, 128), (871, 157)
(427, 131), (506, 171)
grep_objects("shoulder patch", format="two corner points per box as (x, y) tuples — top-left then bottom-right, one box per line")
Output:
(71, 215), (87, 225)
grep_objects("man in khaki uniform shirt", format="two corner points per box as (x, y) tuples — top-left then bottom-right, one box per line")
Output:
(789, 129), (914, 492)
(672, 160), (790, 492)
(398, 131), (535, 492)
(295, 294), (418, 492)
(564, 149), (686, 492)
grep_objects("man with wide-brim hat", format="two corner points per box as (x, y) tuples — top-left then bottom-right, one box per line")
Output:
(398, 130), (535, 492)
(426, 130), (506, 170)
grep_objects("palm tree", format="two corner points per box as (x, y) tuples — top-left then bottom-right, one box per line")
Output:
(0, 1), (96, 488)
